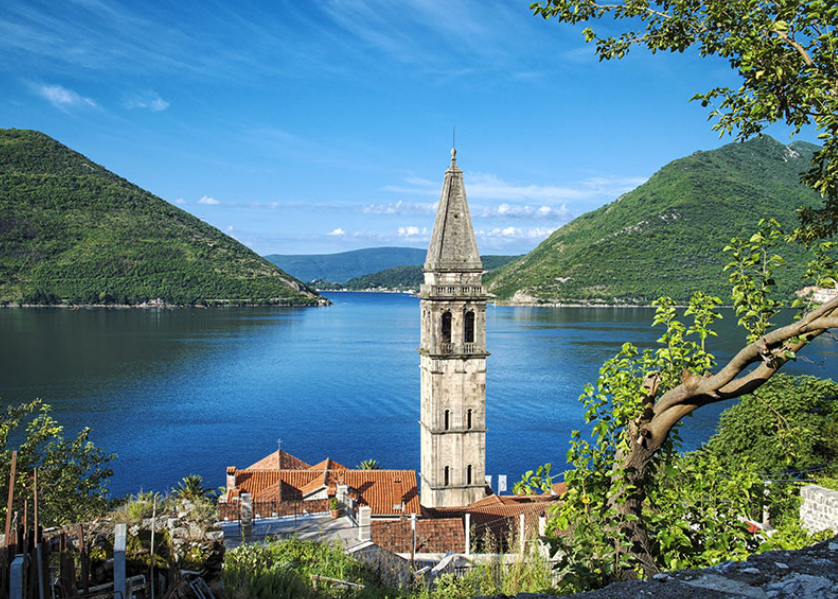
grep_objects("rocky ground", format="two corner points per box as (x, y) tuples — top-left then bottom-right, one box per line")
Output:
(481, 535), (838, 599)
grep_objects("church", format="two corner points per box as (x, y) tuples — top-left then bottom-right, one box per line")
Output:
(222, 148), (561, 550)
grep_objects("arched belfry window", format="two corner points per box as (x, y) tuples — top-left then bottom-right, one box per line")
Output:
(444, 466), (450, 486)
(444, 409), (450, 431)
(464, 311), (475, 344)
(467, 465), (473, 485)
(441, 311), (452, 345)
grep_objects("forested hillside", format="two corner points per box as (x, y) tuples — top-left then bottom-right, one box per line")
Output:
(488, 136), (829, 304)
(265, 247), (428, 283)
(338, 255), (520, 291)
(0, 129), (325, 306)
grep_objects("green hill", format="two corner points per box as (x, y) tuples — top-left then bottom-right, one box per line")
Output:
(0, 129), (325, 306)
(265, 247), (428, 283)
(487, 136), (830, 305)
(341, 255), (519, 291)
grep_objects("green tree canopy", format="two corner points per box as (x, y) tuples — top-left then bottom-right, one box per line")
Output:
(1, 400), (114, 527)
(704, 373), (838, 476)
(532, 0), (838, 240)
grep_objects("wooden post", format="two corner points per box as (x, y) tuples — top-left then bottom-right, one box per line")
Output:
(5, 450), (18, 546)
(78, 524), (89, 595)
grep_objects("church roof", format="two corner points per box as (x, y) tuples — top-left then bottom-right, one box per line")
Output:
(246, 449), (311, 471)
(424, 149), (482, 273)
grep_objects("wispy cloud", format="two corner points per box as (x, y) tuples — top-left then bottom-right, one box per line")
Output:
(361, 200), (436, 215)
(386, 171), (647, 204)
(327, 228), (346, 236)
(397, 225), (429, 239)
(124, 90), (169, 111)
(198, 196), (220, 205)
(173, 198), (187, 205)
(474, 203), (571, 220)
(477, 226), (558, 241)
(34, 83), (96, 110)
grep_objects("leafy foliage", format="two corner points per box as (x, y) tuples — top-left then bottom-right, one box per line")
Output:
(704, 374), (838, 476)
(488, 137), (830, 302)
(0, 129), (323, 306)
(0, 399), (114, 527)
(172, 474), (213, 502)
(357, 459), (381, 470)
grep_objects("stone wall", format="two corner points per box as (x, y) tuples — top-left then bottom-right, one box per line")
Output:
(800, 485), (838, 534)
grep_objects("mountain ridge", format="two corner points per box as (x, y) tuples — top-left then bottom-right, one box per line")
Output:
(0, 129), (325, 306)
(487, 136), (829, 304)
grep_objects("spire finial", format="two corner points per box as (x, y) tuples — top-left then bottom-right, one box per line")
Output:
(451, 126), (457, 162)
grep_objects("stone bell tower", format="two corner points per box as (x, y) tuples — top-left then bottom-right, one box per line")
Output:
(419, 148), (488, 508)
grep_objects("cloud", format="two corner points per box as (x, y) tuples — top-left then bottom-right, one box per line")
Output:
(34, 83), (97, 109)
(474, 203), (571, 220)
(173, 198), (186, 205)
(124, 90), (169, 111)
(198, 196), (220, 205)
(397, 225), (429, 239)
(362, 200), (436, 215)
(327, 228), (346, 236)
(385, 172), (647, 205)
(226, 225), (234, 232)
(477, 226), (558, 241)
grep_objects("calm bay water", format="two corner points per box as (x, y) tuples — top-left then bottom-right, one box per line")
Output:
(1, 292), (835, 497)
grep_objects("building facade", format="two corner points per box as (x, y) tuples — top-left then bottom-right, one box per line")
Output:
(419, 149), (489, 508)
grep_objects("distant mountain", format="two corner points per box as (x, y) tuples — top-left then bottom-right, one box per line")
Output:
(0, 129), (325, 306)
(340, 255), (520, 291)
(265, 247), (428, 283)
(487, 136), (828, 304)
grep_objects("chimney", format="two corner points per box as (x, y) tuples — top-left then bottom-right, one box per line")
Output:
(226, 467), (236, 493)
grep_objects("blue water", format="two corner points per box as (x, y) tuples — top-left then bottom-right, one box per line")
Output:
(1, 292), (835, 497)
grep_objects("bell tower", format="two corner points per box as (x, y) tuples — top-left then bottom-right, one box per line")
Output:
(419, 149), (488, 508)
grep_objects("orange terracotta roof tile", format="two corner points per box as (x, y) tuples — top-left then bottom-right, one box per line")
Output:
(372, 518), (465, 554)
(232, 467), (419, 516)
(246, 450), (311, 471)
(308, 458), (349, 471)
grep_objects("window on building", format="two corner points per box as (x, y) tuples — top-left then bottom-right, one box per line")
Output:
(467, 465), (472, 485)
(467, 409), (472, 430)
(444, 466), (450, 486)
(444, 409), (450, 431)
(441, 311), (452, 345)
(464, 310), (475, 343)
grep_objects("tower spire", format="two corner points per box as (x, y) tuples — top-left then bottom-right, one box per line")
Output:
(419, 149), (489, 509)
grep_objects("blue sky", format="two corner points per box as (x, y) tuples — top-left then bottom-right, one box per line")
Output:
(0, 0), (817, 256)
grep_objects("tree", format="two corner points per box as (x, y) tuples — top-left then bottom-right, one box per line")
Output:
(1, 400), (114, 527)
(172, 474), (212, 503)
(357, 459), (381, 470)
(531, 0), (838, 241)
(704, 373), (838, 476)
(519, 220), (837, 581)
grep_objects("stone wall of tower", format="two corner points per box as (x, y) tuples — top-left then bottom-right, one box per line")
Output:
(419, 270), (488, 508)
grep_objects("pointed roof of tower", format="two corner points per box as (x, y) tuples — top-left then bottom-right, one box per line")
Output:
(424, 149), (482, 272)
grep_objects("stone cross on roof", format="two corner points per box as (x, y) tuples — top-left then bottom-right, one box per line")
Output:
(424, 149), (482, 273)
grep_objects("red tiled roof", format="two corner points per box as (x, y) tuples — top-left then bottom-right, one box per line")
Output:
(231, 467), (420, 516)
(372, 518), (465, 554)
(307, 457), (349, 471)
(246, 449), (311, 471)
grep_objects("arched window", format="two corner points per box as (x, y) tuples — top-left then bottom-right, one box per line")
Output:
(466, 465), (472, 485)
(444, 466), (450, 486)
(467, 409), (472, 430)
(464, 310), (475, 343)
(441, 311), (452, 345)
(444, 409), (450, 431)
